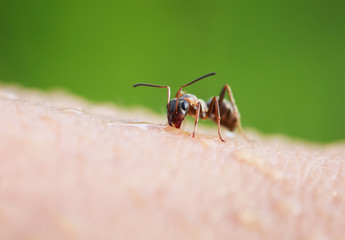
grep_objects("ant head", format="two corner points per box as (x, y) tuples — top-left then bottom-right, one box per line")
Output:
(167, 98), (189, 128)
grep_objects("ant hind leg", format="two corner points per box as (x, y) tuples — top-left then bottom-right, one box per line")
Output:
(219, 85), (248, 141)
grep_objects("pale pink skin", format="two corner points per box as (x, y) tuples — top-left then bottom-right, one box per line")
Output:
(0, 86), (345, 240)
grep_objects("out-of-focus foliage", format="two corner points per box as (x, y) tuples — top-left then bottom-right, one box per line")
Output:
(1, 0), (344, 142)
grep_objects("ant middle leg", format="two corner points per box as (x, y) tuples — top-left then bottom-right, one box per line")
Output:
(206, 97), (225, 142)
(219, 84), (247, 140)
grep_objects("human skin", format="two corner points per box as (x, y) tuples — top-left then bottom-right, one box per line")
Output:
(0, 85), (344, 240)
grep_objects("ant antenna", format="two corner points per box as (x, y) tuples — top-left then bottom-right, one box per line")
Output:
(175, 72), (216, 113)
(133, 83), (171, 108)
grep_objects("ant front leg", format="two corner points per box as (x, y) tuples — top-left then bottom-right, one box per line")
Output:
(192, 102), (201, 138)
(207, 97), (225, 143)
(219, 84), (248, 141)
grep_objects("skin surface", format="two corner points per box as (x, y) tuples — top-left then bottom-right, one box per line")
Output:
(0, 84), (345, 240)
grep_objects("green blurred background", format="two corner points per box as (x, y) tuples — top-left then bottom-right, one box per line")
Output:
(1, 0), (344, 143)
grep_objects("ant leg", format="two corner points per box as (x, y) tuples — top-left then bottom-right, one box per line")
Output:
(207, 97), (225, 143)
(192, 102), (201, 138)
(219, 85), (248, 141)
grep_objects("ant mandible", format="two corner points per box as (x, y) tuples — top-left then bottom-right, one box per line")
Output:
(133, 72), (246, 142)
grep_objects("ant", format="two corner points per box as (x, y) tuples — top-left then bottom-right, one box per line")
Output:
(133, 72), (246, 142)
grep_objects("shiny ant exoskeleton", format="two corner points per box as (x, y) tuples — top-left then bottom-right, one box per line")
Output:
(133, 73), (246, 142)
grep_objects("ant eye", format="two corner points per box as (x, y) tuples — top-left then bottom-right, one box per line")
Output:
(181, 101), (188, 110)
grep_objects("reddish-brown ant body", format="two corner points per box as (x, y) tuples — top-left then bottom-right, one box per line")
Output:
(133, 73), (246, 142)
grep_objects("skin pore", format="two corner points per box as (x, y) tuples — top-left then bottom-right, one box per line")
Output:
(0, 84), (344, 240)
